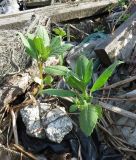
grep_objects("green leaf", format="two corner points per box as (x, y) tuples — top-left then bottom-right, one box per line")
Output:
(33, 37), (44, 55)
(79, 104), (101, 136)
(42, 89), (76, 97)
(50, 36), (72, 56)
(41, 46), (51, 61)
(50, 36), (61, 51)
(27, 34), (37, 58)
(18, 32), (37, 59)
(75, 55), (89, 80)
(83, 59), (93, 85)
(66, 72), (86, 92)
(75, 55), (93, 85)
(43, 75), (53, 85)
(36, 25), (50, 47)
(53, 27), (66, 37)
(45, 65), (70, 76)
(95, 105), (102, 119)
(91, 61), (123, 92)
(69, 105), (78, 112)
(58, 43), (72, 55)
(33, 37), (51, 60)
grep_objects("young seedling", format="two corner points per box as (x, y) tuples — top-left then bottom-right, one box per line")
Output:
(18, 25), (72, 91)
(43, 55), (123, 136)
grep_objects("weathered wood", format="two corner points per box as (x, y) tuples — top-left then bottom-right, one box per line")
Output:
(103, 75), (136, 90)
(26, 0), (51, 8)
(0, 73), (31, 108)
(99, 101), (136, 120)
(95, 11), (136, 66)
(0, 0), (117, 27)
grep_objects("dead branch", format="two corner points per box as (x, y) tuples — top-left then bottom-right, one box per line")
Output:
(13, 144), (37, 160)
(102, 75), (136, 90)
(10, 108), (18, 145)
(99, 101), (136, 120)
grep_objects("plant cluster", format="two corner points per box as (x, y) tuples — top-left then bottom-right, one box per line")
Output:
(19, 25), (123, 136)
(18, 26), (72, 90)
(44, 56), (123, 136)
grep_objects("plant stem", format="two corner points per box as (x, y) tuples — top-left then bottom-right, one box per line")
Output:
(38, 62), (44, 90)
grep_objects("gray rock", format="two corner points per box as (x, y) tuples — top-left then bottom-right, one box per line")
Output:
(20, 103), (46, 139)
(20, 103), (73, 143)
(43, 107), (73, 143)
(117, 117), (136, 147)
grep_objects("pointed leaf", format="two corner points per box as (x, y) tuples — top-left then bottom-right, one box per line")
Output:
(50, 36), (61, 50)
(33, 37), (50, 60)
(42, 89), (76, 97)
(91, 61), (123, 92)
(75, 55), (89, 80)
(33, 36), (43, 55)
(18, 32), (37, 59)
(45, 65), (70, 76)
(41, 46), (51, 61)
(57, 43), (72, 54)
(79, 104), (101, 136)
(36, 25), (50, 47)
(66, 72), (86, 92)
(83, 59), (93, 85)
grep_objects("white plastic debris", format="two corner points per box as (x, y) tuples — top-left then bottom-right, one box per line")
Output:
(0, 0), (19, 14)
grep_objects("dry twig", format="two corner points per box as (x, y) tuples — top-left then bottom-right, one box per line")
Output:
(99, 101), (136, 120)
(13, 144), (37, 160)
(102, 75), (136, 90)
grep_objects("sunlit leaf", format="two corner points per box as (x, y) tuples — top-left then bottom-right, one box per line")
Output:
(75, 55), (93, 85)
(53, 27), (66, 37)
(45, 65), (70, 76)
(91, 61), (123, 92)
(50, 36), (72, 55)
(18, 32), (37, 59)
(83, 59), (93, 85)
(36, 25), (50, 47)
(42, 89), (76, 97)
(75, 55), (89, 80)
(66, 72), (86, 92)
(79, 104), (101, 136)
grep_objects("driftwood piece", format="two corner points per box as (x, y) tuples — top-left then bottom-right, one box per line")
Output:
(99, 101), (136, 120)
(95, 11), (136, 66)
(26, 0), (51, 8)
(0, 0), (117, 26)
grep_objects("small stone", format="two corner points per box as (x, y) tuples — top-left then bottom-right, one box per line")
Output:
(20, 103), (50, 139)
(20, 103), (73, 143)
(43, 108), (73, 143)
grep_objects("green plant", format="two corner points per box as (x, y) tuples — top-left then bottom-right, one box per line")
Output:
(53, 27), (67, 38)
(18, 25), (72, 90)
(43, 55), (123, 136)
(94, 25), (105, 33)
(118, 0), (126, 7)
